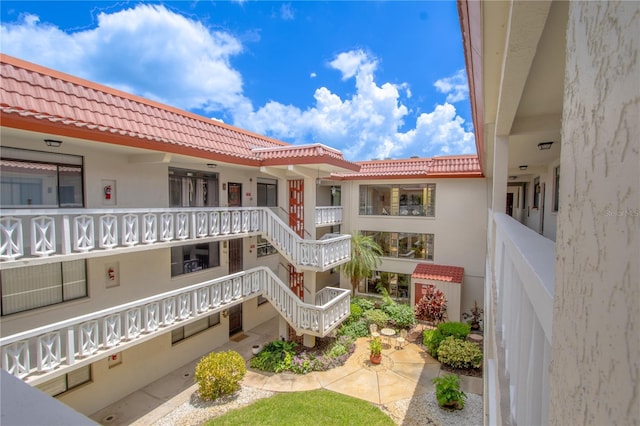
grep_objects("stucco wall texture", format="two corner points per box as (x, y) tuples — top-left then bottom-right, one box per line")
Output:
(549, 2), (639, 425)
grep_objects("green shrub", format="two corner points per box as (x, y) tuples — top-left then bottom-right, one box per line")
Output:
(348, 303), (363, 323)
(195, 351), (246, 401)
(437, 322), (471, 340)
(437, 337), (483, 369)
(337, 318), (370, 339)
(423, 329), (445, 356)
(382, 303), (416, 329)
(250, 340), (297, 372)
(363, 309), (389, 329)
(423, 322), (472, 358)
(432, 374), (466, 409)
(351, 297), (376, 311)
(327, 342), (348, 358)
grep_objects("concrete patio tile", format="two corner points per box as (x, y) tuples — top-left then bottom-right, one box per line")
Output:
(261, 371), (297, 392)
(324, 369), (380, 404)
(460, 375), (483, 395)
(392, 361), (440, 388)
(90, 388), (165, 426)
(243, 370), (272, 388)
(377, 370), (430, 404)
(288, 372), (322, 391)
(141, 367), (196, 401)
(315, 363), (361, 387)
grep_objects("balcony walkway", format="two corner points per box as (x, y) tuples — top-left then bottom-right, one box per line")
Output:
(89, 317), (483, 425)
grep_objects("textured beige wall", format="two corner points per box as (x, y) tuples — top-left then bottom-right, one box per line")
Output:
(341, 178), (487, 314)
(549, 2), (639, 424)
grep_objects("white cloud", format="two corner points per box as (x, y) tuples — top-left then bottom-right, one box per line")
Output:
(0, 5), (252, 113)
(310, 72), (317, 78)
(434, 69), (469, 103)
(280, 4), (295, 21)
(1, 8), (475, 161)
(234, 50), (475, 160)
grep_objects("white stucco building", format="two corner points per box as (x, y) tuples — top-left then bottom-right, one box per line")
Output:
(0, 53), (487, 420)
(458, 0), (639, 424)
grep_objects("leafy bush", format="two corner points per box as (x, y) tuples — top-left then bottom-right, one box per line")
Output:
(195, 351), (246, 401)
(252, 336), (356, 375)
(351, 297), (376, 311)
(363, 309), (389, 329)
(337, 318), (370, 339)
(348, 303), (364, 323)
(423, 322), (472, 358)
(414, 285), (447, 323)
(437, 337), (483, 369)
(423, 329), (445, 356)
(432, 374), (466, 409)
(250, 340), (297, 373)
(383, 303), (416, 329)
(437, 322), (471, 340)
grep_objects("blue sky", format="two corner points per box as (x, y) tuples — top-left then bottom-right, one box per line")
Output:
(1, 1), (475, 162)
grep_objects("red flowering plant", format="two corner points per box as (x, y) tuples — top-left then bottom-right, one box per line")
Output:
(415, 285), (447, 323)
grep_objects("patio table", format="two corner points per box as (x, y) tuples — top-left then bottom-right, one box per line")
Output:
(380, 328), (396, 347)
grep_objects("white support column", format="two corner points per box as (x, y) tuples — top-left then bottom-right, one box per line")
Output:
(490, 135), (509, 265)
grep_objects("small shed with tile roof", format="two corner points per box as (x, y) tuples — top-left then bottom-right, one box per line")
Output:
(412, 263), (464, 322)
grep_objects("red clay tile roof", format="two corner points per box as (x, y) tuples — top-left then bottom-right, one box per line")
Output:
(255, 144), (359, 170)
(412, 263), (464, 283)
(330, 155), (482, 180)
(0, 54), (358, 171)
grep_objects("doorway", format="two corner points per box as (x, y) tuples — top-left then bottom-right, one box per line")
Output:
(228, 238), (243, 336)
(506, 193), (514, 217)
(228, 182), (242, 207)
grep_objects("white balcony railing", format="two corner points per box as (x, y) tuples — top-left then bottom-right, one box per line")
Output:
(0, 207), (349, 272)
(315, 206), (343, 226)
(486, 212), (555, 425)
(0, 266), (350, 385)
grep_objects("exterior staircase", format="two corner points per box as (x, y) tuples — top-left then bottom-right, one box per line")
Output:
(0, 266), (350, 385)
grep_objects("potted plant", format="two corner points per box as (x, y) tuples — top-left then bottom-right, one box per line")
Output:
(462, 300), (484, 331)
(251, 344), (262, 355)
(369, 337), (382, 364)
(432, 374), (466, 410)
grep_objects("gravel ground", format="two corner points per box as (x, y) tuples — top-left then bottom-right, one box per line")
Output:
(152, 385), (483, 426)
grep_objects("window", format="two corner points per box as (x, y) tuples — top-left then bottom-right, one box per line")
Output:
(363, 231), (434, 261)
(0, 147), (84, 208)
(171, 242), (220, 277)
(553, 166), (560, 212)
(1, 260), (87, 316)
(169, 168), (218, 207)
(36, 365), (91, 397)
(256, 236), (277, 257)
(358, 271), (411, 301)
(257, 178), (278, 207)
(171, 313), (220, 344)
(359, 184), (435, 217)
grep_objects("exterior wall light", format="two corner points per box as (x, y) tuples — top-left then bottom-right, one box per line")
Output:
(207, 163), (217, 168)
(44, 139), (63, 147)
(519, 165), (528, 170)
(538, 141), (554, 150)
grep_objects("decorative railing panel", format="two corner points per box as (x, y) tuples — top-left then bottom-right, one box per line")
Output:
(0, 267), (350, 385)
(0, 207), (350, 272)
(315, 206), (343, 226)
(486, 212), (555, 426)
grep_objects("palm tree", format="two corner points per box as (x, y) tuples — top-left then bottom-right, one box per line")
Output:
(341, 232), (383, 296)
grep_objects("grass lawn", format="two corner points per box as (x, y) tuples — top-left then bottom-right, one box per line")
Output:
(205, 389), (395, 425)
